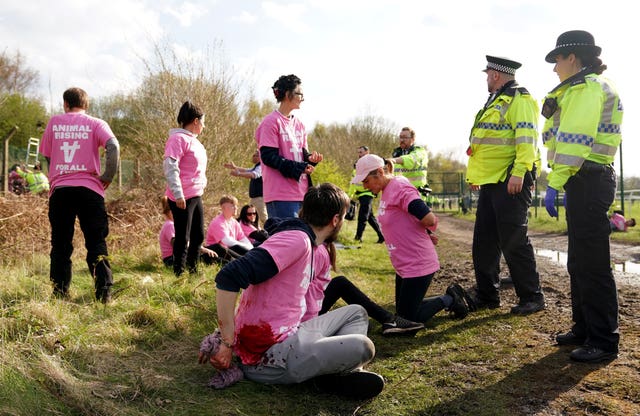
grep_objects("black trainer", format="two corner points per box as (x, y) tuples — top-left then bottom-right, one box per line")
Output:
(446, 283), (470, 319)
(556, 330), (586, 346)
(313, 370), (384, 399)
(381, 316), (424, 336)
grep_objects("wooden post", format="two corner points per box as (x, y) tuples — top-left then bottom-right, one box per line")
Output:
(2, 126), (20, 194)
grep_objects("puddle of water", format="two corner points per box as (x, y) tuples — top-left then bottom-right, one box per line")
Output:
(535, 248), (640, 275)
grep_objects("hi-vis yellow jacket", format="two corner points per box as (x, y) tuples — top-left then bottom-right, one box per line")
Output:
(542, 71), (623, 190)
(466, 82), (538, 185)
(394, 145), (429, 189)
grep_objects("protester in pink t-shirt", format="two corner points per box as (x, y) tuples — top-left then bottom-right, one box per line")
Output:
(255, 74), (323, 219)
(609, 211), (636, 232)
(203, 183), (383, 400)
(159, 196), (217, 267)
(163, 101), (208, 276)
(205, 195), (253, 262)
(352, 154), (476, 323)
(39, 87), (120, 303)
(237, 204), (268, 245)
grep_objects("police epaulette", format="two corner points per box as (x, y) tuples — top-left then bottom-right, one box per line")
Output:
(503, 86), (530, 97)
(570, 77), (586, 86)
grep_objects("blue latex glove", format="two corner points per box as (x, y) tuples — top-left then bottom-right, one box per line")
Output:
(545, 187), (558, 217)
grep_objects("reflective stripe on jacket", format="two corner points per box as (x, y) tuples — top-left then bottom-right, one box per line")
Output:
(395, 145), (429, 189)
(542, 72), (623, 190)
(466, 83), (539, 185)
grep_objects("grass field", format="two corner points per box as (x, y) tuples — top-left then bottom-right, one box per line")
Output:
(1, 195), (638, 415)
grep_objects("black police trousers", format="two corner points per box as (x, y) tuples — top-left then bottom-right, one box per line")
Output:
(472, 178), (543, 304)
(565, 161), (619, 352)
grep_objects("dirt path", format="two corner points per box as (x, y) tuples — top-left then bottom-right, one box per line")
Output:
(437, 213), (640, 288)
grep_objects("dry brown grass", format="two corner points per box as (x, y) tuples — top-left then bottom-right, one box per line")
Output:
(0, 189), (163, 262)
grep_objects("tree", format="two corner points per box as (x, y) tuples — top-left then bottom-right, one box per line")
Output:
(92, 43), (247, 197)
(310, 115), (399, 179)
(0, 50), (39, 98)
(0, 94), (47, 151)
(0, 49), (45, 162)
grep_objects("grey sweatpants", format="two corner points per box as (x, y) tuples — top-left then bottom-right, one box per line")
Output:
(241, 304), (375, 384)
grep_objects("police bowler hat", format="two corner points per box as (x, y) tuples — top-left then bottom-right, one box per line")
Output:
(483, 55), (521, 75)
(545, 30), (601, 63)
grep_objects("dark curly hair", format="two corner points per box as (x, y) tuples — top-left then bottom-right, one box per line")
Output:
(177, 101), (204, 127)
(272, 74), (301, 102)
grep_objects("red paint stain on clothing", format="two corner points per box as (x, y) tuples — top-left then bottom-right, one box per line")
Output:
(237, 322), (278, 365)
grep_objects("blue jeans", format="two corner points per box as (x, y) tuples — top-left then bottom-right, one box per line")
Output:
(266, 201), (302, 219)
(48, 186), (112, 295)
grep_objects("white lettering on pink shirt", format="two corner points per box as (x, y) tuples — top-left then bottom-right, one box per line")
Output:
(39, 112), (114, 197)
(61, 141), (81, 162)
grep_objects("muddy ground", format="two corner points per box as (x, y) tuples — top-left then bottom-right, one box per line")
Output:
(433, 213), (640, 415)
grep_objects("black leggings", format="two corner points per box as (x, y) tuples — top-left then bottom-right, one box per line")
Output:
(204, 243), (247, 263)
(395, 273), (446, 322)
(320, 276), (393, 324)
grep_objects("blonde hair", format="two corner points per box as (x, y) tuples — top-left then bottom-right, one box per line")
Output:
(219, 195), (238, 206)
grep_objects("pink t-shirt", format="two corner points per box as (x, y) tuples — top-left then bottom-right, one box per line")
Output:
(164, 128), (208, 201)
(39, 111), (115, 197)
(610, 213), (627, 231)
(206, 214), (246, 247)
(233, 230), (322, 365)
(159, 219), (175, 258)
(302, 243), (332, 322)
(255, 110), (309, 203)
(239, 221), (258, 243)
(377, 176), (440, 278)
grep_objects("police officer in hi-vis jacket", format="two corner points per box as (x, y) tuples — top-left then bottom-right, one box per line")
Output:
(466, 55), (545, 316)
(542, 30), (623, 363)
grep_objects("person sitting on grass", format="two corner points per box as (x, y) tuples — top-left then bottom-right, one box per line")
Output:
(204, 195), (253, 262)
(200, 183), (384, 399)
(353, 154), (476, 324)
(159, 196), (218, 267)
(263, 216), (425, 337)
(237, 204), (268, 246)
(609, 210), (636, 232)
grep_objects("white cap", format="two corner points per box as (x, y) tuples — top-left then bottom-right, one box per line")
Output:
(351, 154), (384, 184)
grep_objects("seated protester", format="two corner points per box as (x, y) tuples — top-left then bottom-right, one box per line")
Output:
(202, 183), (384, 399)
(8, 164), (27, 195)
(237, 204), (268, 246)
(610, 210), (636, 232)
(159, 196), (218, 267)
(205, 195), (253, 262)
